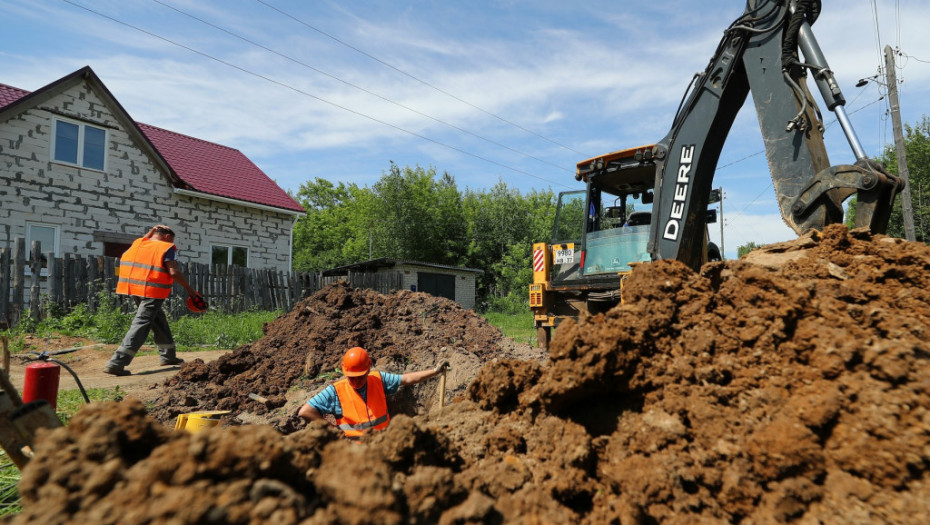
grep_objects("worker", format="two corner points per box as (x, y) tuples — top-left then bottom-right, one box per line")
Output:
(298, 346), (449, 439)
(104, 225), (202, 376)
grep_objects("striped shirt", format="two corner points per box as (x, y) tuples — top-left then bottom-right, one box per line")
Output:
(307, 372), (402, 418)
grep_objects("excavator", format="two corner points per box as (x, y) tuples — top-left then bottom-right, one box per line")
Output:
(530, 0), (904, 350)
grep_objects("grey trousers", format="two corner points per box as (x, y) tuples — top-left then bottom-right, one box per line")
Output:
(106, 296), (177, 368)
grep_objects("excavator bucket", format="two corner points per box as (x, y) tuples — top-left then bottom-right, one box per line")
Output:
(786, 158), (904, 234)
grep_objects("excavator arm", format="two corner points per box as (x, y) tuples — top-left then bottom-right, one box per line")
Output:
(648, 0), (903, 270)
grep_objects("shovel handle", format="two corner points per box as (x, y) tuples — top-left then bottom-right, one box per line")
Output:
(438, 369), (447, 409)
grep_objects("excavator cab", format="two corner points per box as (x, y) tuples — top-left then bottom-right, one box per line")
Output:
(574, 145), (720, 275)
(531, 145), (720, 349)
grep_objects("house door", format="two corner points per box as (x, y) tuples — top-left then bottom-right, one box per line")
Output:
(417, 272), (455, 301)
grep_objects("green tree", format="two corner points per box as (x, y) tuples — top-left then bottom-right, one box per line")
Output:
(291, 164), (559, 311)
(847, 116), (930, 243)
(371, 163), (466, 263)
(879, 116), (930, 242)
(737, 241), (763, 258)
(292, 178), (374, 271)
(462, 182), (556, 308)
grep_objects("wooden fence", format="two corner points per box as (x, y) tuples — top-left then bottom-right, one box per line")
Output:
(0, 238), (403, 329)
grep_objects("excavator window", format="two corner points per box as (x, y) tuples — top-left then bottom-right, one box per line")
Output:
(626, 212), (652, 227)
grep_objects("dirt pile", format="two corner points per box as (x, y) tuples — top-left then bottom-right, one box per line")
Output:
(8, 225), (930, 524)
(145, 281), (542, 431)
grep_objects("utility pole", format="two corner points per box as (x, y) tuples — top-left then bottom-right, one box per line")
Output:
(709, 188), (725, 259)
(718, 188), (725, 259)
(884, 45), (916, 242)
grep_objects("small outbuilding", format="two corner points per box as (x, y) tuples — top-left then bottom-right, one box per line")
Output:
(323, 258), (483, 310)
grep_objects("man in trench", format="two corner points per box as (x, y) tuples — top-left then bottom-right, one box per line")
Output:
(298, 346), (448, 439)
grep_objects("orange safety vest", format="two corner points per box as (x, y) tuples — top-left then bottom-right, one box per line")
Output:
(115, 238), (176, 299)
(333, 371), (390, 439)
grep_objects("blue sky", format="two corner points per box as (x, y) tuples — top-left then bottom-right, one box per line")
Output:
(2, 1), (929, 259)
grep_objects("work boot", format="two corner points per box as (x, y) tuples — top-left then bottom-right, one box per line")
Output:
(160, 356), (185, 366)
(104, 365), (131, 376)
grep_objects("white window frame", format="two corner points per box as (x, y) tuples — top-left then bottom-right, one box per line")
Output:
(25, 222), (61, 277)
(210, 243), (250, 268)
(49, 116), (108, 171)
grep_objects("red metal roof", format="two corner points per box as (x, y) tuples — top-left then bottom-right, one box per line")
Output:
(0, 83), (30, 107)
(136, 123), (304, 213)
(0, 83), (304, 214)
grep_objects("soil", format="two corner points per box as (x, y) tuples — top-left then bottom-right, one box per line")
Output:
(5, 225), (930, 524)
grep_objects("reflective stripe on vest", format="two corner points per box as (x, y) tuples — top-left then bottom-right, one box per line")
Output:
(115, 238), (175, 299)
(334, 371), (390, 438)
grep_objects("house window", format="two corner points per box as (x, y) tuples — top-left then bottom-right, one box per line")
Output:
(51, 118), (107, 171)
(211, 245), (248, 267)
(103, 242), (132, 258)
(26, 222), (60, 257)
(25, 222), (60, 275)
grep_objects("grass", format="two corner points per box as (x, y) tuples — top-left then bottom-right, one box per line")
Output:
(2, 301), (282, 354)
(168, 310), (280, 350)
(0, 459), (19, 517)
(56, 387), (125, 424)
(482, 311), (538, 347)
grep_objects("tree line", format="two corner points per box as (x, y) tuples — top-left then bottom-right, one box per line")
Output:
(293, 116), (929, 311)
(292, 162), (557, 312)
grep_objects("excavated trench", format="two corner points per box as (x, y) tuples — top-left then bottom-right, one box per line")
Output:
(6, 225), (930, 524)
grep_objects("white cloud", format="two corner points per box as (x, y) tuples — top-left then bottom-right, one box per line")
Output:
(720, 213), (799, 259)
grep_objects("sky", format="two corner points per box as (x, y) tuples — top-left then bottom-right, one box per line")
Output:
(2, 0), (929, 259)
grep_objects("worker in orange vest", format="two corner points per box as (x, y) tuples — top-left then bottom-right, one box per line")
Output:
(104, 225), (202, 376)
(298, 347), (449, 439)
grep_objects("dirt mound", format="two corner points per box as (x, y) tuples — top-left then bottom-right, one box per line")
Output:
(145, 280), (543, 431)
(9, 225), (930, 524)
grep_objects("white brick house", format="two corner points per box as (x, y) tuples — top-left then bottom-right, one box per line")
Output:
(0, 66), (304, 271)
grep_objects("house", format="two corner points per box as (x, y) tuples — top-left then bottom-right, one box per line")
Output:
(0, 66), (304, 272)
(322, 257), (483, 309)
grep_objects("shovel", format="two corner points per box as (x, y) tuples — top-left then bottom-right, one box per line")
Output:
(437, 368), (447, 409)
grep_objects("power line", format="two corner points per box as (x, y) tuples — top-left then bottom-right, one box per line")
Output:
(870, 0), (885, 72)
(59, 0), (574, 190)
(895, 0), (901, 52)
(899, 51), (930, 64)
(254, 0), (590, 158)
(150, 0), (574, 176)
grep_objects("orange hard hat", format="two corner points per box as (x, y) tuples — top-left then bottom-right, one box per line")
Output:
(186, 294), (208, 313)
(342, 347), (371, 377)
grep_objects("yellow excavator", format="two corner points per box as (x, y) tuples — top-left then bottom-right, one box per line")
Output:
(531, 0), (903, 349)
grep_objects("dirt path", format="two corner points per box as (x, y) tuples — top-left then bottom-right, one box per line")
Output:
(3, 335), (231, 400)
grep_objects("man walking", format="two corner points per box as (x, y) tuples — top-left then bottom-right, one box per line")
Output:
(104, 225), (202, 376)
(298, 347), (448, 439)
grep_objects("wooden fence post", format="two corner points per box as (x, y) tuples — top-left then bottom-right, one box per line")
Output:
(47, 252), (61, 311)
(62, 253), (73, 308)
(11, 238), (25, 327)
(0, 247), (9, 328)
(225, 264), (234, 313)
(29, 241), (43, 321)
(75, 254), (85, 308)
(103, 256), (116, 307)
(87, 256), (100, 313)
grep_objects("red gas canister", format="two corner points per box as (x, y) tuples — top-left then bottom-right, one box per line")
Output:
(22, 362), (61, 410)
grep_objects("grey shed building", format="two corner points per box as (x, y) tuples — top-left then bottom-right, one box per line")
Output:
(323, 258), (483, 310)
